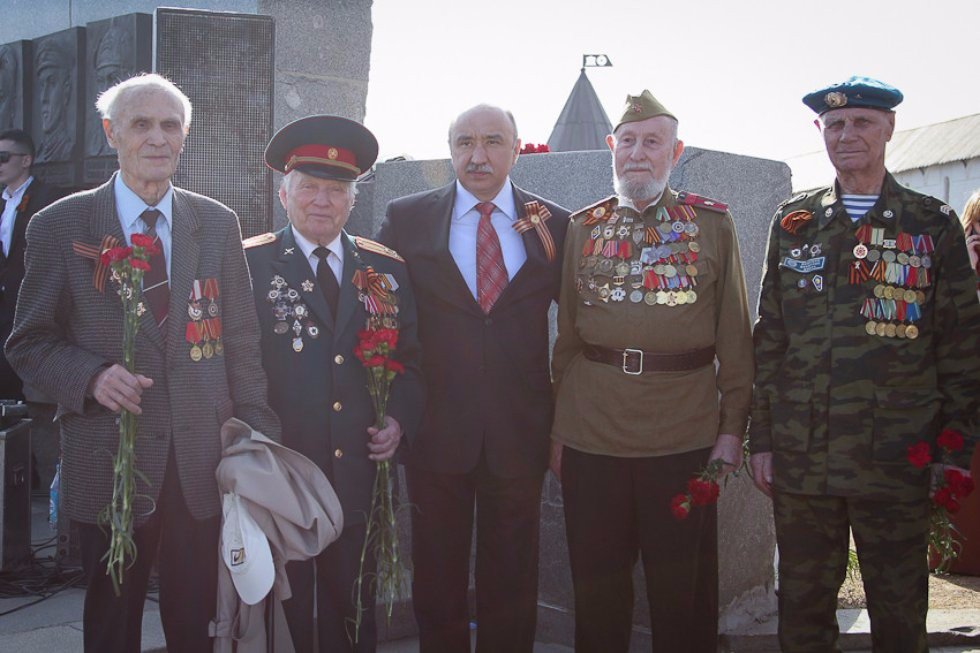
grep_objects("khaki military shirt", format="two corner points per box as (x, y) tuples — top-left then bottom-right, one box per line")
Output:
(551, 189), (754, 457)
(750, 174), (980, 501)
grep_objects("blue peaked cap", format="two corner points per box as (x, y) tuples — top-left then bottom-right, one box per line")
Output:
(802, 76), (904, 115)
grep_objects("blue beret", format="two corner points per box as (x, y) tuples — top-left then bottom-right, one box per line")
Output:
(802, 76), (903, 115)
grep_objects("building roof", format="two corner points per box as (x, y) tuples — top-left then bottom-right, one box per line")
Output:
(787, 113), (980, 192)
(547, 69), (613, 152)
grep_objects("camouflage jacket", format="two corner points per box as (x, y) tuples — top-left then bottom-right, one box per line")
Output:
(749, 174), (980, 500)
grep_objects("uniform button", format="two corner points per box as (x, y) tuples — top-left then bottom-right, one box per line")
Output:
(333, 401), (343, 412)
(334, 448), (343, 459)
(334, 354), (345, 365)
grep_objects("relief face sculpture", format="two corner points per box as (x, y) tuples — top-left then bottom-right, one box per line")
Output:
(87, 22), (134, 157)
(0, 45), (17, 131)
(34, 38), (75, 163)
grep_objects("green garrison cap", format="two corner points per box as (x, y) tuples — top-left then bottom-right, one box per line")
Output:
(614, 90), (677, 131)
(802, 76), (904, 115)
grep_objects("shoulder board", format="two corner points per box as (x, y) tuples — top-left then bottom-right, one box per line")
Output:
(242, 232), (276, 249)
(919, 195), (955, 216)
(571, 195), (617, 223)
(776, 192), (810, 211)
(675, 191), (728, 213)
(354, 236), (404, 262)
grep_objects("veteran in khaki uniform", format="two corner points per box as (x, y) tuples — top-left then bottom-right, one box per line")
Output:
(244, 115), (424, 653)
(749, 77), (980, 652)
(551, 91), (754, 653)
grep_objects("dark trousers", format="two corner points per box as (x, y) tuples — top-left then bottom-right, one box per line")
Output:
(561, 446), (718, 653)
(282, 523), (375, 652)
(77, 449), (219, 653)
(406, 459), (543, 653)
(773, 492), (930, 653)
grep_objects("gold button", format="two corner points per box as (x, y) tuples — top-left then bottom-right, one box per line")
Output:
(334, 354), (344, 364)
(334, 448), (343, 458)
(333, 401), (342, 412)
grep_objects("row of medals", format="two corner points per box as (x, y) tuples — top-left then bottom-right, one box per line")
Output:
(187, 297), (223, 361)
(578, 209), (701, 306)
(852, 231), (931, 340)
(267, 275), (320, 353)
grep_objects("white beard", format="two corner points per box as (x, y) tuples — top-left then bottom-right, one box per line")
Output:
(613, 171), (668, 206)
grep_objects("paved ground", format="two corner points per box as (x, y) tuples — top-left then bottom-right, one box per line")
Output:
(2, 496), (977, 652)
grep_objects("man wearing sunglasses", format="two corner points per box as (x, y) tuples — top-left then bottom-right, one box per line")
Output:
(0, 129), (62, 400)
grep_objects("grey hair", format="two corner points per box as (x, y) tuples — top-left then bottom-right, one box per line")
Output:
(95, 73), (192, 132)
(281, 170), (358, 201)
(448, 104), (519, 145)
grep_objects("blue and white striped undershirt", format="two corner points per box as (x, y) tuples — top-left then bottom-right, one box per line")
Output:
(842, 194), (879, 222)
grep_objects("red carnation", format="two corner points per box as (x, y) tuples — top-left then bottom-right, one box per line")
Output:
(907, 441), (932, 469)
(101, 246), (132, 266)
(385, 359), (405, 375)
(365, 355), (385, 368)
(687, 478), (720, 506)
(130, 233), (154, 248)
(670, 494), (690, 520)
(944, 469), (975, 499)
(936, 429), (964, 453)
(129, 258), (150, 271)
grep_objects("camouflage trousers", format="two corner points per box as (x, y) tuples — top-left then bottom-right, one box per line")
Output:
(773, 491), (930, 653)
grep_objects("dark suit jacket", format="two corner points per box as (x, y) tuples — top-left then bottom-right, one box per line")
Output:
(377, 182), (569, 478)
(0, 178), (65, 399)
(245, 228), (424, 524)
(6, 174), (280, 524)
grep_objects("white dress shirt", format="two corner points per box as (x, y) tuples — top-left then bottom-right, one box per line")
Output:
(113, 174), (174, 278)
(449, 178), (527, 300)
(291, 226), (344, 283)
(1, 176), (34, 257)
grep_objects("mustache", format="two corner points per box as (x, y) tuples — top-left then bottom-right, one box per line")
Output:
(466, 164), (493, 174)
(622, 165), (654, 173)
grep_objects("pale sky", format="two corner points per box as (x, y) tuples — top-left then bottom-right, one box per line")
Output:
(365, 0), (978, 163)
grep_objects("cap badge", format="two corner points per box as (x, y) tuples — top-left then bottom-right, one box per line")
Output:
(327, 147), (338, 160)
(630, 103), (643, 113)
(824, 91), (848, 108)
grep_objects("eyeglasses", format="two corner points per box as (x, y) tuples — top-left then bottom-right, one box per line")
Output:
(0, 152), (28, 164)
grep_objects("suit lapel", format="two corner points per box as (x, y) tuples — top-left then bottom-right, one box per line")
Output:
(270, 227), (334, 333)
(428, 184), (484, 313)
(334, 233), (360, 338)
(164, 188), (201, 356)
(491, 186), (551, 309)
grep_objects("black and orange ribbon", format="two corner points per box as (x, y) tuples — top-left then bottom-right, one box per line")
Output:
(71, 234), (120, 293)
(514, 201), (557, 262)
(780, 210), (813, 235)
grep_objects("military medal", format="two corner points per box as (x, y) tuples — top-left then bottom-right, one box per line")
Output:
(202, 342), (214, 358)
(292, 337), (304, 352)
(190, 345), (203, 361)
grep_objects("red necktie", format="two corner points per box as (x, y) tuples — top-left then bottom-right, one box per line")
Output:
(139, 209), (170, 333)
(475, 202), (507, 313)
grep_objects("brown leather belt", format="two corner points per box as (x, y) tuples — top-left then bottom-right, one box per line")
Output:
(582, 344), (716, 375)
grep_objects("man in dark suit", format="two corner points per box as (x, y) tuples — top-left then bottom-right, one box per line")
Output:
(6, 74), (279, 653)
(377, 104), (569, 653)
(245, 115), (424, 653)
(0, 128), (63, 399)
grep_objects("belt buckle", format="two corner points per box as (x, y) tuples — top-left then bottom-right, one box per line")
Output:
(622, 348), (643, 375)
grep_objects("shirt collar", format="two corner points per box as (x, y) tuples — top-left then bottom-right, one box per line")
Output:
(2, 176), (33, 202)
(291, 226), (344, 264)
(616, 190), (665, 214)
(453, 178), (517, 221)
(114, 173), (174, 232)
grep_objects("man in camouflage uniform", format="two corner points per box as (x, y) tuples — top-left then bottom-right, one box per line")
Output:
(749, 76), (980, 652)
(551, 90), (754, 652)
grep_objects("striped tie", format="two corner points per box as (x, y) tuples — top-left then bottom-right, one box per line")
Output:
(139, 208), (170, 333)
(475, 202), (507, 313)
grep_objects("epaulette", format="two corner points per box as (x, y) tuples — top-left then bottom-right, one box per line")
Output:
(354, 236), (404, 262)
(243, 232), (276, 249)
(571, 195), (617, 224)
(776, 192), (810, 211)
(919, 195), (955, 217)
(675, 191), (728, 213)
